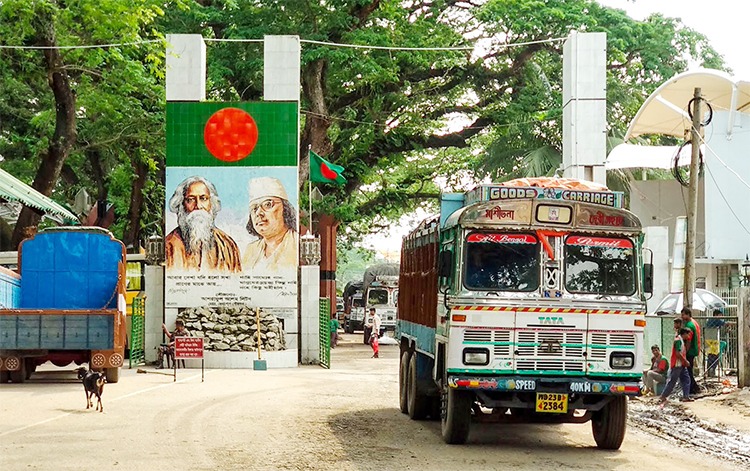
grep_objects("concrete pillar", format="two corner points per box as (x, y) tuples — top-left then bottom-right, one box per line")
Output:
(562, 32), (607, 186)
(300, 265), (320, 364)
(166, 34), (206, 101)
(144, 265), (165, 362)
(739, 286), (750, 387)
(318, 214), (338, 315)
(264, 35), (301, 101)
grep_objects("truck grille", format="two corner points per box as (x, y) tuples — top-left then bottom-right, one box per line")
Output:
(516, 330), (584, 357)
(590, 332), (636, 359)
(463, 329), (512, 357)
(516, 360), (584, 372)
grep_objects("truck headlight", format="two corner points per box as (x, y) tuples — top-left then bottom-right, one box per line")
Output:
(610, 352), (634, 369)
(463, 348), (489, 366)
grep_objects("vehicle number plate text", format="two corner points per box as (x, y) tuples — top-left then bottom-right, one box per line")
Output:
(535, 393), (568, 414)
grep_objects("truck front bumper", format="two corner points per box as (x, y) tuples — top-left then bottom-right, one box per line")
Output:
(448, 375), (641, 396)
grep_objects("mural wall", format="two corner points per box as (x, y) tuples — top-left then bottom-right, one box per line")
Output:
(165, 102), (298, 352)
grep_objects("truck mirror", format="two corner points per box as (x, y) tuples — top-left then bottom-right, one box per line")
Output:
(438, 250), (452, 278)
(643, 263), (653, 294)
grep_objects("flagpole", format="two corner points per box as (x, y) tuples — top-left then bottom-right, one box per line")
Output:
(308, 145), (313, 234)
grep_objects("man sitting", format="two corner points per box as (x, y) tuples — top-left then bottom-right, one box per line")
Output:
(642, 344), (668, 396)
(157, 319), (190, 369)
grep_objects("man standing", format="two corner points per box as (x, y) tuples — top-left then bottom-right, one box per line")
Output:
(659, 319), (693, 406)
(243, 177), (298, 270)
(166, 176), (242, 272)
(681, 307), (702, 395)
(642, 345), (669, 395)
(330, 313), (340, 348)
(366, 307), (381, 358)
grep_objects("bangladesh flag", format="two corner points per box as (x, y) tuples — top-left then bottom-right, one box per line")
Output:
(309, 150), (346, 185)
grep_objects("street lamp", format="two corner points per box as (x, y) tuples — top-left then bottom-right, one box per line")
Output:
(742, 254), (750, 286)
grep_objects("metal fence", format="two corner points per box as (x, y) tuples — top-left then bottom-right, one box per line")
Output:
(319, 298), (330, 369)
(645, 314), (739, 383)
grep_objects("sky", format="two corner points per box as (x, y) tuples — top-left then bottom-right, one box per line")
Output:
(597, 0), (749, 79)
(363, 0), (746, 258)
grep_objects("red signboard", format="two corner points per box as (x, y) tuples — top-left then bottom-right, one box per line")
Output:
(174, 337), (204, 359)
(467, 233), (537, 244)
(566, 236), (633, 248)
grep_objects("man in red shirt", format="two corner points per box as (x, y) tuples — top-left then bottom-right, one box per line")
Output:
(659, 319), (693, 406)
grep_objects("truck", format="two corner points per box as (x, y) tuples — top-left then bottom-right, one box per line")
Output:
(342, 281), (365, 333)
(0, 227), (127, 384)
(362, 263), (399, 343)
(397, 178), (652, 449)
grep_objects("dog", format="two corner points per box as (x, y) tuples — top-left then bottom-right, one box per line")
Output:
(75, 367), (106, 412)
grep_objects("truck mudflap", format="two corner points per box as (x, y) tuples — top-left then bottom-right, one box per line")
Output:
(448, 375), (641, 396)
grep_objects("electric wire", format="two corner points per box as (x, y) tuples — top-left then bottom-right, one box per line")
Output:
(705, 164), (750, 236)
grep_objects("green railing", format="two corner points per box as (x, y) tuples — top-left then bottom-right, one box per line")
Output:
(129, 295), (146, 368)
(319, 298), (330, 369)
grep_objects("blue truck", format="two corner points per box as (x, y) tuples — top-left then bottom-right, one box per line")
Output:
(0, 227), (127, 383)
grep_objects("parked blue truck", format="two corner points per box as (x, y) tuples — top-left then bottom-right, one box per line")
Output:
(0, 227), (127, 383)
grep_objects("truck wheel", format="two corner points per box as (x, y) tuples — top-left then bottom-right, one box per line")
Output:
(399, 350), (411, 414)
(363, 326), (372, 345)
(407, 353), (430, 420)
(24, 359), (36, 380)
(9, 361), (26, 384)
(592, 396), (627, 450)
(441, 386), (472, 444)
(105, 367), (120, 384)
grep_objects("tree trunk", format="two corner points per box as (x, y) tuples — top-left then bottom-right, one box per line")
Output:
(122, 157), (148, 248)
(11, 7), (77, 248)
(87, 148), (108, 201)
(300, 58), (333, 185)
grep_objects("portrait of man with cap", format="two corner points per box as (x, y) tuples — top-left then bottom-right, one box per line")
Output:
(165, 175), (242, 272)
(243, 176), (298, 270)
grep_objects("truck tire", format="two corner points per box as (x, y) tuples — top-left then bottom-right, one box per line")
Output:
(592, 396), (627, 450)
(9, 361), (26, 384)
(407, 354), (430, 420)
(399, 350), (411, 414)
(24, 359), (36, 380)
(363, 326), (372, 345)
(441, 386), (472, 444)
(105, 367), (120, 384)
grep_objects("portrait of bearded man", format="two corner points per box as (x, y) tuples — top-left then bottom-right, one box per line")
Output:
(165, 176), (242, 272)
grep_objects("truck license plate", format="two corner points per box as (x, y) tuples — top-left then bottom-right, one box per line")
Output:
(535, 393), (568, 413)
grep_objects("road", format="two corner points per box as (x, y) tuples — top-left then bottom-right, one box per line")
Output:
(0, 333), (742, 471)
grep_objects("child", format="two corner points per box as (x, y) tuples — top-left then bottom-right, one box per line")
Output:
(330, 313), (339, 348)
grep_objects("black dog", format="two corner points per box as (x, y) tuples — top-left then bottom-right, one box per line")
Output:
(75, 367), (106, 412)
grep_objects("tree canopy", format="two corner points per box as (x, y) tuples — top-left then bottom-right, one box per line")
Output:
(0, 0), (726, 248)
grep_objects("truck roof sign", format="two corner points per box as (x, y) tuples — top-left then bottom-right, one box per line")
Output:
(465, 185), (624, 209)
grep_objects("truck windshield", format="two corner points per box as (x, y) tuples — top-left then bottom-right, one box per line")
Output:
(353, 296), (364, 308)
(463, 232), (539, 292)
(367, 289), (389, 305)
(564, 236), (635, 295)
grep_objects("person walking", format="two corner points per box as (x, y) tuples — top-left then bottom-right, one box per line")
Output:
(659, 319), (693, 407)
(681, 307), (702, 395)
(366, 307), (381, 358)
(330, 313), (339, 348)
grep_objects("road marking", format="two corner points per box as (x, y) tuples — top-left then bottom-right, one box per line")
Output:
(0, 372), (205, 438)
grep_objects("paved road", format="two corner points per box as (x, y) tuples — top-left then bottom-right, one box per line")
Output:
(0, 334), (740, 470)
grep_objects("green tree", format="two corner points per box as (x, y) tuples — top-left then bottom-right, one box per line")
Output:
(0, 0), (166, 248)
(162, 0), (724, 241)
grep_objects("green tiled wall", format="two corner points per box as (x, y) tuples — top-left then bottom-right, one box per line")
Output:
(167, 102), (298, 167)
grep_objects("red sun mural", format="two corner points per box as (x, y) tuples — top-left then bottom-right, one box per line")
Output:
(203, 108), (259, 162)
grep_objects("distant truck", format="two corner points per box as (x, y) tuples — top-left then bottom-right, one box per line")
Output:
(0, 227), (127, 384)
(342, 281), (365, 333)
(362, 263), (399, 343)
(398, 178), (652, 449)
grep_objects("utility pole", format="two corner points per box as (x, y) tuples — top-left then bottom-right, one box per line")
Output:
(683, 88), (702, 309)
